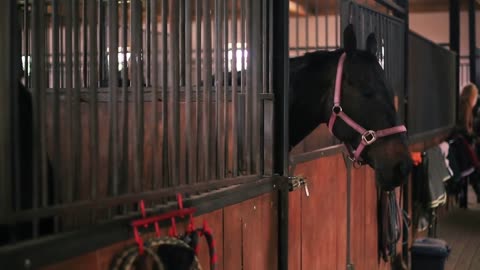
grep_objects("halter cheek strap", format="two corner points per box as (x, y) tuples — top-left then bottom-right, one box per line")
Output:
(328, 52), (407, 163)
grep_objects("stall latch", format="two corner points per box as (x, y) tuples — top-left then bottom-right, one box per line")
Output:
(288, 176), (310, 197)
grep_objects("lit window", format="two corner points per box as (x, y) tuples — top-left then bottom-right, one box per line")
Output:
(379, 38), (385, 69)
(107, 47), (131, 71)
(21, 56), (31, 76)
(227, 43), (248, 72)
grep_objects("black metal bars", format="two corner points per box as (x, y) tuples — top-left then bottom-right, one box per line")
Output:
(2, 0), (275, 245)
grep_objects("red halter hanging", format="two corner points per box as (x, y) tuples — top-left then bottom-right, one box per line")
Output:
(328, 52), (407, 164)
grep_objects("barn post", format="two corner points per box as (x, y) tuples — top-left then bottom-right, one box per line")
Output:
(395, 0), (411, 264)
(468, 0), (477, 86)
(272, 0), (289, 269)
(0, 0), (17, 222)
(450, 0), (460, 120)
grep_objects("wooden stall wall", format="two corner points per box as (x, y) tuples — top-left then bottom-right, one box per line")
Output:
(40, 192), (278, 270)
(289, 153), (393, 270)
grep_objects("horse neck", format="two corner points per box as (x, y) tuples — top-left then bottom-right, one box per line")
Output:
(288, 52), (339, 148)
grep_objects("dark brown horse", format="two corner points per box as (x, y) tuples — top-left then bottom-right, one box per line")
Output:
(289, 25), (412, 191)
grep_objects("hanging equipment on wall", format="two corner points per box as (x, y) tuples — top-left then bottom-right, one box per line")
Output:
(108, 194), (205, 270)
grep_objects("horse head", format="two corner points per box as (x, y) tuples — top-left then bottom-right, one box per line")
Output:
(289, 24), (412, 191)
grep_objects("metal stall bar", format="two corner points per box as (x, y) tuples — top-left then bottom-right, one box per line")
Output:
(268, 0), (273, 93)
(131, 0), (139, 192)
(240, 0), (246, 173)
(212, 0), (224, 179)
(146, 0), (151, 87)
(72, 0), (83, 202)
(315, 0), (319, 49)
(264, 0), (274, 176)
(295, 0), (299, 55)
(60, 13), (64, 89)
(151, 0), (159, 188)
(137, 0), (145, 192)
(272, 1), (290, 269)
(232, 0), (239, 177)
(24, 0), (30, 88)
(251, 0), (261, 174)
(222, 0), (228, 179)
(121, 0), (130, 199)
(170, 0), (180, 186)
(262, 0), (268, 94)
(179, 0), (186, 184)
(131, 0), (144, 192)
(214, 0), (222, 180)
(52, 0), (61, 232)
(31, 0), (47, 237)
(245, 0), (252, 174)
(202, 0), (212, 181)
(0, 0), (16, 222)
(12, 0), (23, 215)
(83, 1), (88, 88)
(335, 0), (339, 47)
(99, 1), (106, 87)
(260, 0), (267, 174)
(108, 0), (119, 196)
(469, 0), (477, 86)
(195, 0), (202, 182)
(401, 2), (410, 262)
(179, 0), (185, 87)
(325, 2), (330, 50)
(88, 0), (99, 201)
(40, 0), (48, 217)
(65, 0), (74, 204)
(305, 0), (309, 53)
(185, 0), (193, 184)
(161, 0), (170, 186)
(376, 0), (406, 14)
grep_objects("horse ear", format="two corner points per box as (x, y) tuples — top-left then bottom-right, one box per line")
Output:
(343, 24), (357, 53)
(366, 33), (378, 57)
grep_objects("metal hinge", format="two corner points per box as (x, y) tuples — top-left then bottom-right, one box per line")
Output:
(288, 176), (310, 197)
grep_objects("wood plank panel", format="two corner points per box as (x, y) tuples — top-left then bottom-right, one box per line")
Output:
(351, 165), (367, 270)
(288, 190), (301, 270)
(335, 155), (347, 270)
(39, 192), (277, 270)
(223, 201), (243, 270)
(242, 193), (278, 270)
(364, 166), (379, 270)
(292, 154), (347, 270)
(41, 250), (99, 270)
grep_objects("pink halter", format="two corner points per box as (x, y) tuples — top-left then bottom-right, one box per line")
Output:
(328, 52), (407, 164)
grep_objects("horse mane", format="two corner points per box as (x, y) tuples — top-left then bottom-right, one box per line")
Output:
(289, 49), (344, 73)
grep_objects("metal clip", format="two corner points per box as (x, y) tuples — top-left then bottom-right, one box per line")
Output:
(288, 176), (310, 197)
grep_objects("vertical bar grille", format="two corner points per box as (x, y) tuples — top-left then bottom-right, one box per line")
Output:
(4, 0), (275, 244)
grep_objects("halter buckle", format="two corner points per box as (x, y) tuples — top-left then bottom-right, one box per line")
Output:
(361, 130), (377, 145)
(347, 154), (364, 168)
(332, 105), (342, 114)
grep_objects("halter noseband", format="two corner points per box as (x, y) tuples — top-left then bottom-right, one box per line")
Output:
(328, 52), (407, 164)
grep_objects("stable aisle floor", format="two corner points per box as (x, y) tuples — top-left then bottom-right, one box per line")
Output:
(437, 187), (480, 270)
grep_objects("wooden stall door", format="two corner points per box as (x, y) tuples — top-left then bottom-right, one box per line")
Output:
(289, 153), (391, 270)
(288, 154), (347, 270)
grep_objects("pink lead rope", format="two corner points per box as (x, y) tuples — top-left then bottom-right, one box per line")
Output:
(328, 52), (407, 163)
